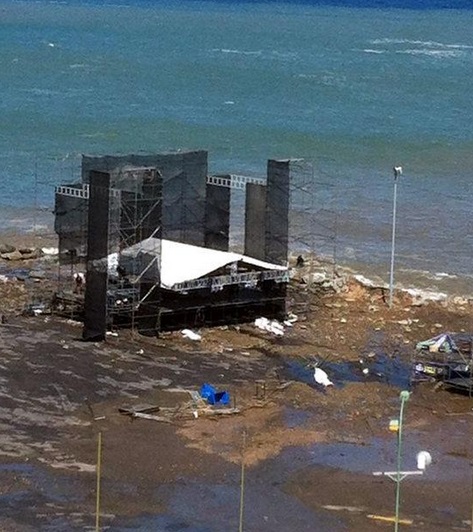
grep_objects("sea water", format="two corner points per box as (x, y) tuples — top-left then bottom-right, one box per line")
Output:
(1, 0), (472, 294)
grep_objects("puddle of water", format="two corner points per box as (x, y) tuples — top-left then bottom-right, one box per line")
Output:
(113, 514), (211, 531)
(113, 478), (344, 532)
(283, 354), (411, 390)
(298, 434), (471, 484)
(143, 436), (467, 531)
(0, 462), (90, 530)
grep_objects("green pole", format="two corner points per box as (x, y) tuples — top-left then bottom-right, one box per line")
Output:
(96, 431), (102, 532)
(394, 391), (410, 532)
(239, 430), (246, 532)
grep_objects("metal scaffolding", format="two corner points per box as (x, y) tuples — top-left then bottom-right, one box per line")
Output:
(52, 151), (330, 337)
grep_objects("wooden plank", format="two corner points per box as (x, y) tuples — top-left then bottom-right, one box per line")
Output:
(367, 515), (413, 525)
(119, 404), (161, 415)
(131, 412), (172, 423)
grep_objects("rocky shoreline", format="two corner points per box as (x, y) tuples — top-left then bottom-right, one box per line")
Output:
(0, 236), (471, 317)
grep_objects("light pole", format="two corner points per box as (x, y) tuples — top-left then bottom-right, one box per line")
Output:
(373, 391), (431, 530)
(389, 166), (403, 308)
(394, 390), (410, 531)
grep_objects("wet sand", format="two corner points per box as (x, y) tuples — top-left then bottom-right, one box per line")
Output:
(0, 244), (472, 530)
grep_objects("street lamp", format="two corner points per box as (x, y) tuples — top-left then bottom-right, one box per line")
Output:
(373, 390), (431, 530)
(394, 389), (410, 531)
(389, 166), (403, 308)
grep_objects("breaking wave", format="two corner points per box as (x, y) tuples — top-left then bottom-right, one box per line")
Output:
(396, 49), (464, 58)
(369, 38), (473, 49)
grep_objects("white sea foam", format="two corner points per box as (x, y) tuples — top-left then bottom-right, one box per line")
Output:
(433, 272), (458, 280)
(353, 274), (451, 303)
(397, 49), (463, 59)
(28, 88), (59, 96)
(211, 48), (296, 62)
(214, 48), (262, 56)
(361, 49), (386, 54)
(404, 287), (448, 303)
(370, 38), (473, 50)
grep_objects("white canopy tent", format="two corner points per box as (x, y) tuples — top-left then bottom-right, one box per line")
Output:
(108, 238), (287, 290)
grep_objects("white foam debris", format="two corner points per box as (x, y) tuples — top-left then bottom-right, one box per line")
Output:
(405, 288), (447, 305)
(41, 247), (58, 255)
(311, 272), (329, 284)
(181, 329), (201, 341)
(353, 274), (387, 289)
(254, 317), (285, 336)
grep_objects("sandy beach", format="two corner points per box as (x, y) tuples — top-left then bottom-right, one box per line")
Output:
(0, 234), (472, 530)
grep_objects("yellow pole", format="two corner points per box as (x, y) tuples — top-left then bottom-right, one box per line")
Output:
(96, 431), (102, 532)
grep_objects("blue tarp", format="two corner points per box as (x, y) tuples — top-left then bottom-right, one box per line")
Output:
(200, 383), (230, 406)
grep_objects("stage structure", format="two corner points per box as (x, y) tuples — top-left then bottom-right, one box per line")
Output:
(53, 151), (315, 340)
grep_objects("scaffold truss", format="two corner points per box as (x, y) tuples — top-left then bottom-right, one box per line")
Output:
(171, 268), (290, 293)
(207, 174), (266, 190)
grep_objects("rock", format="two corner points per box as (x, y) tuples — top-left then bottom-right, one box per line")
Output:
(19, 248), (43, 259)
(452, 296), (469, 306)
(397, 319), (411, 326)
(0, 243), (16, 254)
(310, 272), (328, 284)
(16, 271), (28, 281)
(29, 270), (46, 280)
(406, 288), (447, 306)
(1, 250), (23, 261)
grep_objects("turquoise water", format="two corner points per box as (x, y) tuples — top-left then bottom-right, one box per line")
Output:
(1, 0), (472, 289)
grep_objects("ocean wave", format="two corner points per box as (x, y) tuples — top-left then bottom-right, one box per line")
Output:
(398, 268), (461, 281)
(352, 274), (452, 302)
(369, 38), (473, 50)
(433, 272), (458, 279)
(396, 49), (464, 58)
(210, 48), (297, 62)
(212, 48), (262, 56)
(360, 49), (386, 54)
(403, 287), (448, 302)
